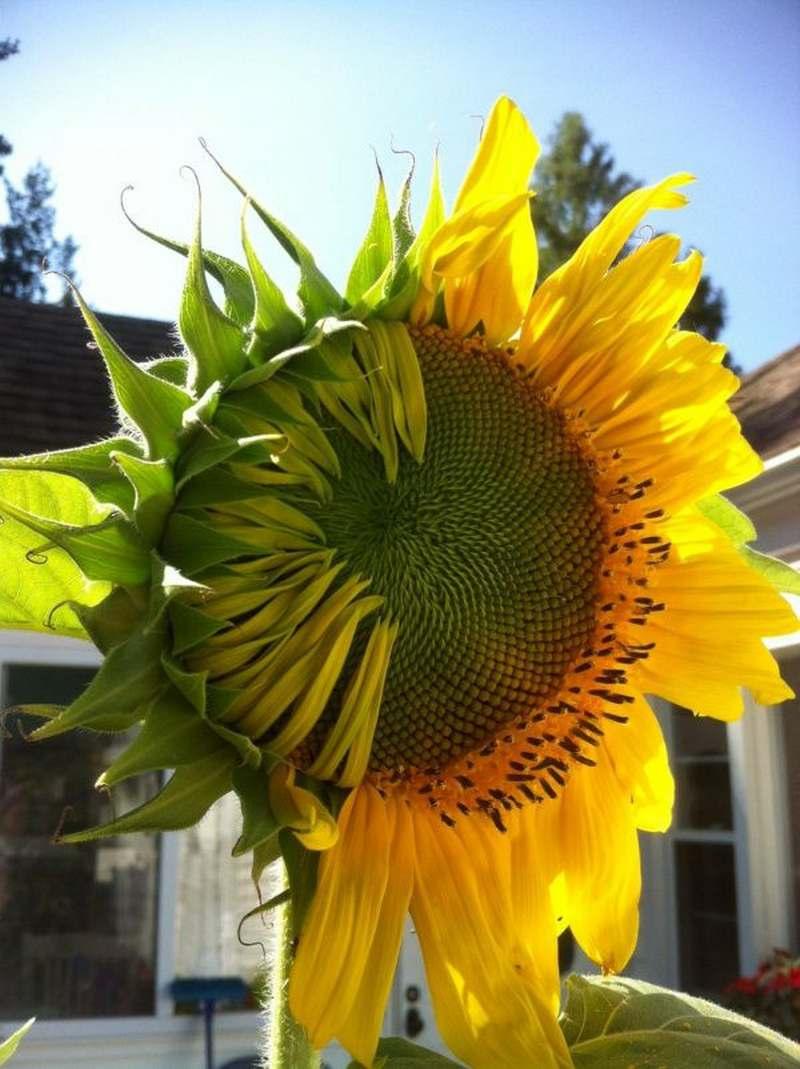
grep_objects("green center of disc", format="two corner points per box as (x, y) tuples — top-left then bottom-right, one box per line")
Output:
(314, 326), (605, 771)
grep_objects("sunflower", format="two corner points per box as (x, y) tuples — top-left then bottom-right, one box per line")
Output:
(1, 97), (796, 1069)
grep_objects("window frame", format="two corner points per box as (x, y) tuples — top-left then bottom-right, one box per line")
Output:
(636, 689), (795, 991)
(0, 628), (260, 1058)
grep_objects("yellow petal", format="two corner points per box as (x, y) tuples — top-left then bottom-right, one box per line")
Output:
(520, 172), (694, 362)
(336, 795), (415, 1065)
(413, 97), (540, 343)
(454, 96), (540, 212)
(421, 193), (533, 287)
(289, 785), (392, 1057)
(604, 694), (675, 833)
(634, 513), (798, 718)
(560, 758), (641, 973)
(268, 764), (338, 850)
(410, 807), (571, 1069)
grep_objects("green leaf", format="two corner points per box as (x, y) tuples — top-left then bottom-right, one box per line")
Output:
(252, 836), (282, 887)
(31, 620), (168, 738)
(161, 513), (257, 575)
(562, 975), (800, 1068)
(170, 599), (228, 654)
(0, 438), (140, 510)
(739, 547), (800, 595)
(697, 494), (800, 595)
(141, 355), (191, 387)
(347, 1038), (464, 1069)
(162, 653), (207, 712)
(0, 498), (150, 586)
(232, 762), (280, 856)
(179, 183), (247, 394)
(229, 316), (365, 391)
(203, 711), (263, 768)
(120, 194), (255, 326)
(60, 750), (237, 842)
(380, 153), (445, 321)
(72, 585), (145, 653)
(346, 165), (393, 305)
(201, 139), (343, 325)
(0, 1018), (35, 1066)
(175, 426), (276, 489)
(0, 470), (112, 637)
(392, 164), (416, 266)
(176, 467), (275, 509)
(279, 828), (319, 937)
(70, 286), (193, 460)
(100, 689), (225, 786)
(111, 452), (174, 545)
(241, 200), (304, 358)
(698, 494), (757, 546)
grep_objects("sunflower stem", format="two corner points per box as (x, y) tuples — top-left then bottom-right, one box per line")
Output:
(264, 886), (319, 1069)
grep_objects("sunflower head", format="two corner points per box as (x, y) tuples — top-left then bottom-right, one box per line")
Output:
(1, 97), (797, 1069)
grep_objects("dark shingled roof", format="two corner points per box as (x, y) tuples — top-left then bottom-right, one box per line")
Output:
(0, 295), (179, 455)
(731, 344), (800, 460)
(0, 296), (798, 461)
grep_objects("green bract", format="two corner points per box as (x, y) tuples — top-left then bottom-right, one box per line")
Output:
(0, 148), (441, 887)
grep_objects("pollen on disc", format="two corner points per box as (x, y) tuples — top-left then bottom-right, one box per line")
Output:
(301, 325), (606, 771)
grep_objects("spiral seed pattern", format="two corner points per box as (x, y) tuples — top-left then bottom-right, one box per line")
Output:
(312, 325), (605, 770)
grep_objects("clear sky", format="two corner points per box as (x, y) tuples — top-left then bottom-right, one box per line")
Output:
(2, 0), (798, 370)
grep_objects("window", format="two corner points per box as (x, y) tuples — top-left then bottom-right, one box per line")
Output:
(0, 661), (161, 1020)
(670, 706), (740, 995)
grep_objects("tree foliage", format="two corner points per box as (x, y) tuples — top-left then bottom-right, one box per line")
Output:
(0, 38), (19, 172)
(0, 38), (77, 303)
(533, 112), (735, 368)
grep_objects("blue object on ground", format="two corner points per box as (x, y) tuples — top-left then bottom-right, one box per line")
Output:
(170, 977), (253, 1069)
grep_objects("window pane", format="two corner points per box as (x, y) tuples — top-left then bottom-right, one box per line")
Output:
(0, 663), (160, 1020)
(673, 707), (728, 758)
(676, 841), (739, 995)
(675, 761), (733, 831)
(672, 708), (732, 831)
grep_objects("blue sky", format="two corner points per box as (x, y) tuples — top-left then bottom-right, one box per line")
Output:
(2, 0), (798, 370)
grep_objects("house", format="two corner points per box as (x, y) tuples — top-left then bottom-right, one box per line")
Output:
(0, 296), (798, 1065)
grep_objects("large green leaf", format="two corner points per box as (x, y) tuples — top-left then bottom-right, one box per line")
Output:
(0, 1018), (34, 1066)
(740, 547), (800, 596)
(698, 494), (756, 545)
(698, 494), (800, 595)
(60, 750), (237, 842)
(0, 438), (139, 510)
(0, 470), (112, 636)
(0, 500), (150, 586)
(347, 1039), (464, 1068)
(70, 288), (192, 461)
(562, 975), (800, 1068)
